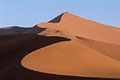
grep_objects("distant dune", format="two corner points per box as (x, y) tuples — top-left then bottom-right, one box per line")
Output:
(0, 12), (120, 80)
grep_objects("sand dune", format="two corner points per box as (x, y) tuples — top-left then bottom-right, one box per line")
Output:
(37, 12), (120, 45)
(0, 26), (31, 35)
(22, 40), (120, 78)
(76, 36), (120, 61)
(0, 12), (120, 80)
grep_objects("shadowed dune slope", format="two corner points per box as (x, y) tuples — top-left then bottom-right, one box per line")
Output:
(0, 34), (70, 70)
(0, 34), (114, 80)
(0, 63), (117, 80)
(23, 25), (46, 34)
(49, 12), (65, 23)
(0, 12), (120, 80)
(0, 26), (31, 35)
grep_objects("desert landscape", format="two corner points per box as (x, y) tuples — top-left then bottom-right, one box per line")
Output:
(0, 12), (120, 80)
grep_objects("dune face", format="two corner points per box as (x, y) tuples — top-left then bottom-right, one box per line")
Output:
(76, 36), (120, 61)
(22, 40), (120, 78)
(0, 12), (120, 80)
(0, 26), (31, 35)
(37, 12), (120, 45)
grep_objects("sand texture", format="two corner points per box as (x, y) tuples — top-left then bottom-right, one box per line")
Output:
(0, 12), (120, 80)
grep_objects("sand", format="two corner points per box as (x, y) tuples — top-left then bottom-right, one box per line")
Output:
(0, 12), (120, 80)
(22, 40), (120, 78)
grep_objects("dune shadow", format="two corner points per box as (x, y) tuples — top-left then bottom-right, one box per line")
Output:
(0, 62), (118, 80)
(0, 34), (70, 71)
(48, 13), (65, 23)
(0, 35), (119, 80)
(26, 25), (47, 34)
(0, 26), (31, 35)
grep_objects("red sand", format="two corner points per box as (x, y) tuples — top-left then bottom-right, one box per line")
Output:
(0, 12), (120, 80)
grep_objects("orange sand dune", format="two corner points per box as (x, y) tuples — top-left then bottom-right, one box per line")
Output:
(0, 12), (120, 80)
(37, 12), (120, 45)
(22, 40), (120, 79)
(76, 36), (120, 61)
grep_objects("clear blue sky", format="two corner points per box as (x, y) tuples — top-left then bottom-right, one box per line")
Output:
(0, 0), (120, 27)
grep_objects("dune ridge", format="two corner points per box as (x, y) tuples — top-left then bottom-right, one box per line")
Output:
(37, 12), (120, 45)
(0, 12), (120, 80)
(22, 40), (120, 78)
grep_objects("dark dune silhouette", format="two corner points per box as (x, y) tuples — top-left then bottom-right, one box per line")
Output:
(0, 64), (118, 80)
(0, 12), (120, 80)
(0, 34), (70, 70)
(0, 26), (31, 35)
(49, 12), (68, 23)
(23, 25), (46, 34)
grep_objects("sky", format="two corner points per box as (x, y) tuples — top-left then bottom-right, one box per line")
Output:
(0, 0), (120, 27)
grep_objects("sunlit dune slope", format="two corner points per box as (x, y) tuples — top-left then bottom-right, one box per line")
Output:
(36, 12), (120, 45)
(0, 12), (120, 80)
(21, 12), (120, 79)
(22, 40), (120, 79)
(76, 36), (120, 61)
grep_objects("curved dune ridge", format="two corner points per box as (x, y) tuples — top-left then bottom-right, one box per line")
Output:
(0, 12), (120, 80)
(22, 40), (120, 78)
(37, 12), (120, 45)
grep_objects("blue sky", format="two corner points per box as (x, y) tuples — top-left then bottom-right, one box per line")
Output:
(0, 0), (120, 27)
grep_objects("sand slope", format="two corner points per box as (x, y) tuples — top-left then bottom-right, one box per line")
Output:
(37, 12), (120, 45)
(76, 36), (120, 61)
(0, 12), (120, 80)
(22, 40), (120, 79)
(0, 26), (31, 35)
